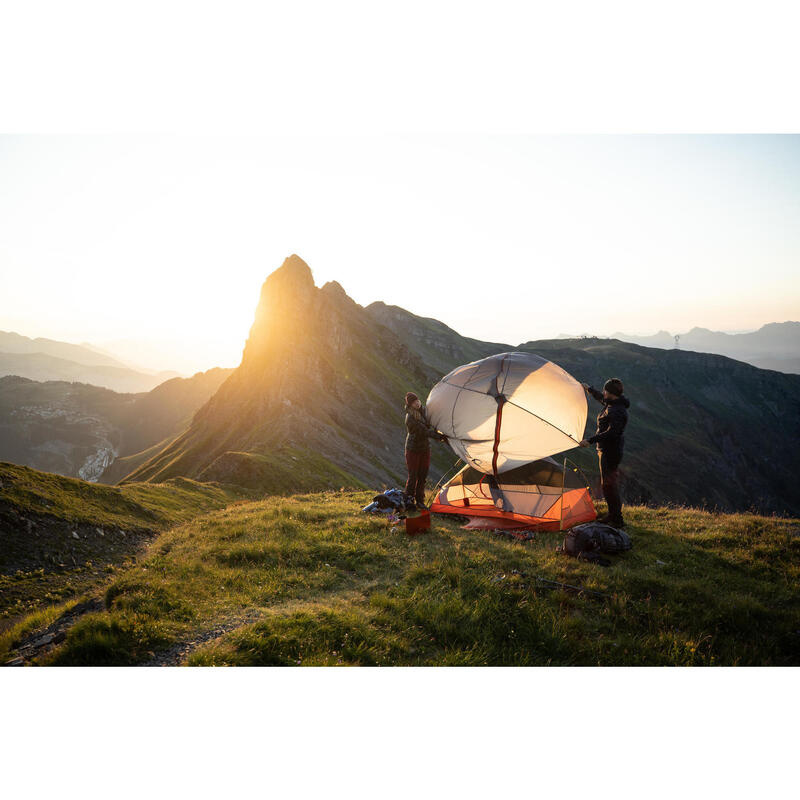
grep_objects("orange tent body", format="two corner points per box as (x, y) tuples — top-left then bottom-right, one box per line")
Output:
(431, 458), (596, 531)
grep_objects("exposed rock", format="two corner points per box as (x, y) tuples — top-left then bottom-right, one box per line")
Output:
(0, 508), (155, 578)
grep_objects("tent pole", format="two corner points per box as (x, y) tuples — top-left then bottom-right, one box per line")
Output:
(425, 457), (463, 508)
(560, 457), (566, 531)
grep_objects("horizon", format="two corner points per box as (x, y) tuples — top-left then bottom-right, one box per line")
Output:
(4, 301), (797, 377)
(2, 135), (799, 374)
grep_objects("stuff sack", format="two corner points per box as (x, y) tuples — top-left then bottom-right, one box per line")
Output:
(405, 510), (431, 535)
(558, 522), (632, 566)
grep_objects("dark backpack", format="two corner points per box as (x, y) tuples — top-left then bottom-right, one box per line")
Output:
(558, 522), (633, 567)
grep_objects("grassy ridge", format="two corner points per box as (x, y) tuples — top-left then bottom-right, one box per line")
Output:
(22, 491), (799, 667)
(197, 447), (369, 493)
(0, 462), (248, 625)
(0, 462), (243, 531)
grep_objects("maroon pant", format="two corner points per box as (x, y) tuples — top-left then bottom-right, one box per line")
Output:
(405, 449), (431, 506)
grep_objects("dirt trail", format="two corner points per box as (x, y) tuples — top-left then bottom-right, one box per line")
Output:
(144, 612), (264, 666)
(4, 597), (105, 666)
(145, 587), (378, 666)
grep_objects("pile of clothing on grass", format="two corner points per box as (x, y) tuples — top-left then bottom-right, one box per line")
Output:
(362, 488), (420, 519)
(362, 488), (431, 534)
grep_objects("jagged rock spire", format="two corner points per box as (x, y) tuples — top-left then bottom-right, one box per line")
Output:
(241, 255), (317, 368)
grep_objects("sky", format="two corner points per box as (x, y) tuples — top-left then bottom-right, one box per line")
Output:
(1, 134), (798, 375)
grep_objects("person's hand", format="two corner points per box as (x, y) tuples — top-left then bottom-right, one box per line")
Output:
(579, 439), (590, 447)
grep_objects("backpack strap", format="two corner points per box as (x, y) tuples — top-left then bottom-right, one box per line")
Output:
(577, 551), (612, 567)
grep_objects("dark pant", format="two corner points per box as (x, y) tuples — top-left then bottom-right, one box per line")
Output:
(405, 449), (431, 506)
(599, 451), (623, 524)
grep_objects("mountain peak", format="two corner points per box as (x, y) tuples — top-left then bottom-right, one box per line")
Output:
(282, 253), (313, 277)
(260, 254), (316, 304)
(321, 280), (359, 310)
(240, 255), (317, 368)
(265, 254), (315, 295)
(687, 326), (715, 335)
(759, 321), (800, 330)
(321, 280), (347, 297)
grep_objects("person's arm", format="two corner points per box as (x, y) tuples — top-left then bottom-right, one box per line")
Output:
(583, 383), (605, 404)
(407, 412), (443, 441)
(424, 421), (448, 442)
(421, 408), (448, 441)
(587, 406), (625, 445)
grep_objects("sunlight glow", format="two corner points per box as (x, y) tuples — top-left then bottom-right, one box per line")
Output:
(1, 135), (798, 374)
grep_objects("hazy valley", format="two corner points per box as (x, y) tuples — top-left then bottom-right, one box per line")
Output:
(0, 369), (233, 482)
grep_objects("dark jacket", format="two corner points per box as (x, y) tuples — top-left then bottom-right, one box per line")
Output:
(586, 387), (630, 458)
(405, 405), (438, 453)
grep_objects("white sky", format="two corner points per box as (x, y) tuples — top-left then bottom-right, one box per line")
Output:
(1, 134), (798, 374)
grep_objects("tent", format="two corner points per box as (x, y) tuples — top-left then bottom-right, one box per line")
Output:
(430, 457), (596, 531)
(426, 351), (596, 530)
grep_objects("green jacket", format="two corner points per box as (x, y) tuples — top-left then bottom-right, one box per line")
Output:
(405, 405), (438, 453)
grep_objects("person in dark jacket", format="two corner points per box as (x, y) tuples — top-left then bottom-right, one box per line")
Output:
(579, 378), (630, 528)
(403, 391), (445, 507)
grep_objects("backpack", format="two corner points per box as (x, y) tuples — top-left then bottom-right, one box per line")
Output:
(558, 522), (633, 567)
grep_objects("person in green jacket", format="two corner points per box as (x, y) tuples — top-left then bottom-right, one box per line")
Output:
(404, 391), (445, 507)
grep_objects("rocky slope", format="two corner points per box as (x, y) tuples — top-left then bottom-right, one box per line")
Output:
(366, 301), (509, 376)
(0, 461), (244, 625)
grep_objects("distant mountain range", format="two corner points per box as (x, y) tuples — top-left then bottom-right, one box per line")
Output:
(116, 255), (800, 516)
(0, 368), (233, 482)
(0, 331), (181, 392)
(557, 323), (800, 374)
